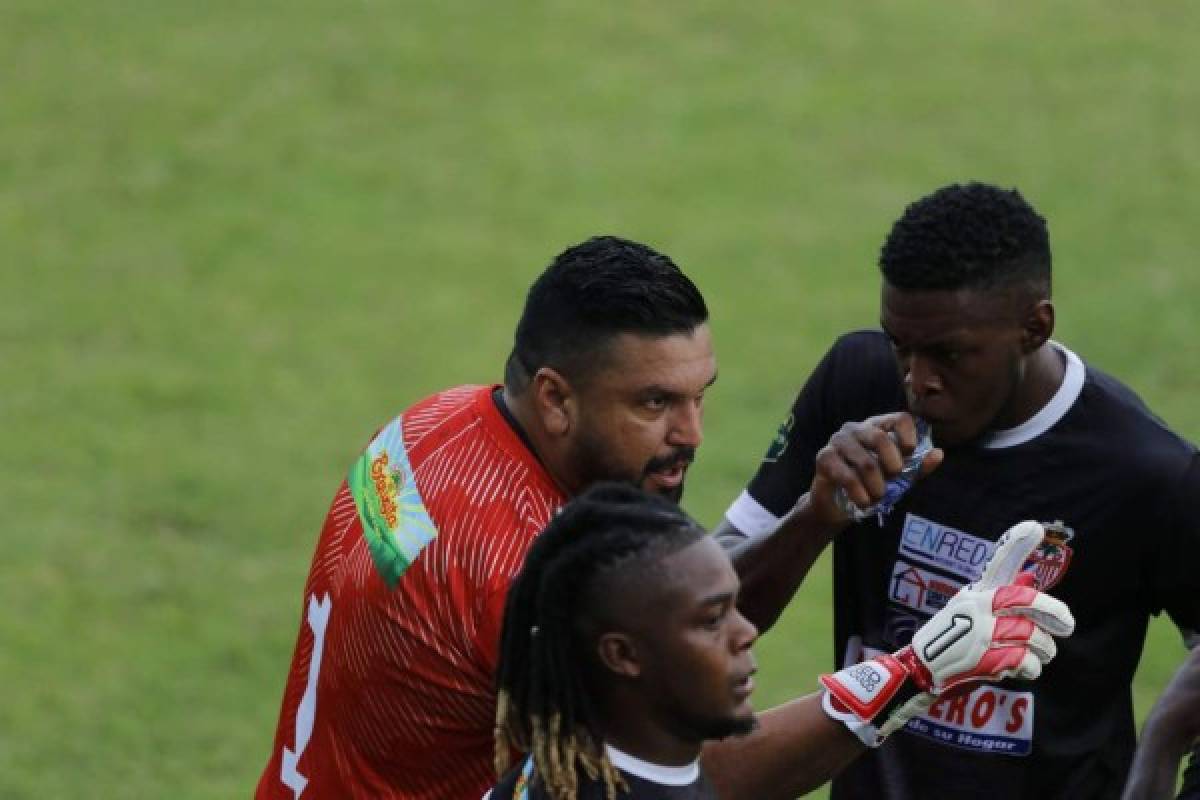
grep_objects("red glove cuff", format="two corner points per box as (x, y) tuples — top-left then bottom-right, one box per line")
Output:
(820, 650), (922, 723)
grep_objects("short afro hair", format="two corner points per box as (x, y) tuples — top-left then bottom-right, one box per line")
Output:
(880, 182), (1051, 294)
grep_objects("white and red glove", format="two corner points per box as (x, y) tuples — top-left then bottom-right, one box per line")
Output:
(820, 520), (1076, 746)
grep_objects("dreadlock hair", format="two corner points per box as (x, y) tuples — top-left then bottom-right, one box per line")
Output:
(504, 235), (708, 393)
(880, 182), (1052, 296)
(494, 482), (706, 800)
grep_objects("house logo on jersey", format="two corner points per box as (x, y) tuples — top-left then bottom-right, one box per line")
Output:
(348, 417), (438, 589)
(889, 561), (960, 616)
(1023, 520), (1075, 590)
(763, 413), (794, 463)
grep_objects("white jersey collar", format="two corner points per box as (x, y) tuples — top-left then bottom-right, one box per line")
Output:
(605, 743), (700, 786)
(981, 342), (1084, 449)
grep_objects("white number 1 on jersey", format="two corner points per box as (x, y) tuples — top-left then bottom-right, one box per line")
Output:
(281, 593), (332, 798)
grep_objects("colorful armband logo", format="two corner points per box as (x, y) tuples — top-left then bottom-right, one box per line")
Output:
(347, 417), (437, 588)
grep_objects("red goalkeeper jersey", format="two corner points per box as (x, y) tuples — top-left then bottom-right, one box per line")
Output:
(257, 385), (567, 800)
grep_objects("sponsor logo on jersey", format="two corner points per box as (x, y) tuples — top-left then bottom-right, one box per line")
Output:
(859, 646), (1033, 756)
(369, 452), (402, 529)
(899, 514), (995, 581)
(348, 417), (438, 588)
(1025, 520), (1075, 590)
(905, 684), (1034, 756)
(900, 513), (1076, 591)
(762, 413), (794, 463)
(889, 561), (963, 616)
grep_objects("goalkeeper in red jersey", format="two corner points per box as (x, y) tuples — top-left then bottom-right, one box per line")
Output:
(257, 236), (717, 799)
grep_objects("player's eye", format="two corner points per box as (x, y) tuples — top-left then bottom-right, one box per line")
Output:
(643, 395), (668, 412)
(700, 607), (727, 630)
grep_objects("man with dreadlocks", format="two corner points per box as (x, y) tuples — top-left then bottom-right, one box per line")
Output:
(490, 483), (746, 800)
(488, 483), (1075, 800)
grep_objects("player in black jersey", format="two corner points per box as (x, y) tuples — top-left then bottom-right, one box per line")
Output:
(489, 483), (752, 800)
(714, 182), (1200, 799)
(487, 482), (1073, 800)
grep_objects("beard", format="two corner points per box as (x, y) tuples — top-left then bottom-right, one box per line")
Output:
(569, 428), (695, 504)
(669, 708), (759, 743)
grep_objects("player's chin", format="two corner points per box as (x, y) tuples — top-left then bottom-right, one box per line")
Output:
(723, 710), (760, 739)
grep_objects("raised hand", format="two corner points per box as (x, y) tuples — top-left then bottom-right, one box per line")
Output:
(809, 412), (944, 526)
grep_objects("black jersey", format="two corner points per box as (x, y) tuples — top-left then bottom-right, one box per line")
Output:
(486, 749), (717, 800)
(724, 331), (1200, 800)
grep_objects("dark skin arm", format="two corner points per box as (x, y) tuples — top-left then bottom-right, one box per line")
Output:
(694, 413), (943, 796)
(718, 412), (943, 633)
(714, 497), (838, 634)
(702, 692), (866, 800)
(1122, 645), (1200, 800)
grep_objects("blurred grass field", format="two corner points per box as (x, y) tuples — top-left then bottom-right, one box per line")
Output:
(3, 1), (1199, 797)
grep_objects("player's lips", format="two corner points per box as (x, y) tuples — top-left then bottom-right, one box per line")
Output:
(732, 669), (756, 701)
(649, 461), (689, 488)
(643, 448), (696, 486)
(911, 411), (952, 438)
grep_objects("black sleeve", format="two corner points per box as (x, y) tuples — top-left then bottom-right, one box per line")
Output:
(745, 331), (905, 517)
(1151, 453), (1200, 633)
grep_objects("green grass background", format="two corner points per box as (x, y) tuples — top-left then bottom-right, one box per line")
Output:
(3, 1), (1198, 797)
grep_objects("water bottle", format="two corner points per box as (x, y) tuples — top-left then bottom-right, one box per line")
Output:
(834, 419), (933, 524)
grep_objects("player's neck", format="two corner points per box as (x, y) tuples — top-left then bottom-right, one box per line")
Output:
(997, 342), (1067, 430)
(599, 713), (703, 769)
(499, 387), (576, 494)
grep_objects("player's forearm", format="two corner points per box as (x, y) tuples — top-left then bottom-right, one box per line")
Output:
(1122, 650), (1200, 799)
(1122, 725), (1195, 800)
(724, 495), (840, 633)
(701, 693), (864, 800)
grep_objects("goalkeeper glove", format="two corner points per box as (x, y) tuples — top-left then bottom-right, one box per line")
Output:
(819, 520), (1076, 746)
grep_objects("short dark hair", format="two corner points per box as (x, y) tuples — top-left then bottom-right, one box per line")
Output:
(493, 482), (705, 799)
(880, 182), (1052, 295)
(505, 236), (709, 391)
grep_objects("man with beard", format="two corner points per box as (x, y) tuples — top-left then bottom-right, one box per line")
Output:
(258, 231), (1077, 800)
(715, 183), (1200, 799)
(257, 236), (716, 799)
(488, 484), (1073, 800)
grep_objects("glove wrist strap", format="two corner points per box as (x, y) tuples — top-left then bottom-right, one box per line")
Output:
(819, 648), (925, 745)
